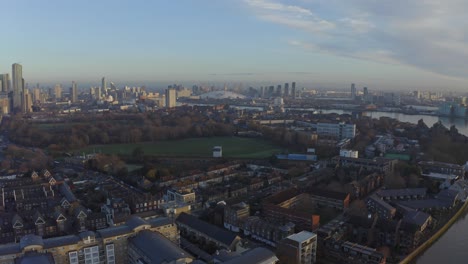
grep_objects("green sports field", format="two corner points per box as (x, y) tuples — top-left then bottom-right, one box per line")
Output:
(79, 137), (281, 158)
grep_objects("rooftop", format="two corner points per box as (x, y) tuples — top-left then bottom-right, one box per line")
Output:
(15, 252), (55, 264)
(309, 188), (349, 201)
(403, 211), (431, 227)
(223, 247), (278, 264)
(286, 231), (317, 243)
(129, 230), (192, 263)
(176, 213), (239, 247)
(368, 195), (395, 211)
(376, 188), (427, 198)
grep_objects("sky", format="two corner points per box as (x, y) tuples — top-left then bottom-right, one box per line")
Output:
(1, 0), (468, 91)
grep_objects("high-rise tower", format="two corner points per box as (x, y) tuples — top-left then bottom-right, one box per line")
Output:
(351, 83), (356, 100)
(102, 77), (106, 95)
(165, 88), (176, 108)
(54, 84), (62, 100)
(0, 74), (9, 93)
(284, 83), (289, 97)
(12, 63), (23, 110)
(291, 82), (296, 99)
(71, 81), (78, 103)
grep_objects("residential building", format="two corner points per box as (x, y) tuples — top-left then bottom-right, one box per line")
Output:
(308, 189), (350, 210)
(316, 122), (356, 139)
(241, 217), (295, 247)
(335, 156), (397, 174)
(0, 216), (178, 264)
(167, 189), (196, 204)
(419, 161), (464, 181)
(263, 189), (320, 231)
(176, 213), (241, 251)
(276, 231), (317, 264)
(128, 230), (193, 264)
(12, 63), (23, 110)
(376, 188), (427, 201)
(224, 202), (250, 232)
(54, 84), (62, 100)
(101, 198), (131, 226)
(449, 180), (468, 201)
(70, 81), (78, 103)
(216, 247), (279, 264)
(166, 88), (177, 108)
(367, 195), (396, 219)
(0, 73), (9, 93)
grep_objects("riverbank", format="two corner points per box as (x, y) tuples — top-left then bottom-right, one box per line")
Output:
(399, 199), (468, 264)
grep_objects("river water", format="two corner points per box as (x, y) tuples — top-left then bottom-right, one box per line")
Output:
(317, 109), (468, 137)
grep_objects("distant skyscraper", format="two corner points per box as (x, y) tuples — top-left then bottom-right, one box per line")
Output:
(24, 90), (32, 113)
(165, 88), (177, 108)
(0, 74), (10, 93)
(291, 82), (296, 99)
(351, 83), (356, 100)
(71, 81), (78, 103)
(284, 83), (289, 97)
(95, 87), (101, 100)
(102, 77), (107, 95)
(33, 88), (40, 103)
(259, 86), (265, 98)
(363, 87), (369, 102)
(268, 86), (274, 97)
(54, 84), (62, 100)
(276, 85), (282, 96)
(12, 63), (23, 110)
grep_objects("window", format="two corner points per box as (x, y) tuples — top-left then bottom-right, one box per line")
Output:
(69, 251), (79, 264)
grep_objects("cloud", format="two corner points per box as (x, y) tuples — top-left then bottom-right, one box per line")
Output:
(244, 0), (334, 33)
(244, 0), (468, 79)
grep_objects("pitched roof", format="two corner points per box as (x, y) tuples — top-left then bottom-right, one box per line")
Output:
(14, 252), (55, 264)
(176, 213), (239, 247)
(97, 225), (132, 239)
(129, 230), (192, 263)
(403, 211), (431, 227)
(125, 216), (150, 230)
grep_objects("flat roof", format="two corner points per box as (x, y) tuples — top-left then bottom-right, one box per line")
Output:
(286, 231), (316, 243)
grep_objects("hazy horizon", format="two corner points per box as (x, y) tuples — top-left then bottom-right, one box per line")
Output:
(2, 0), (468, 91)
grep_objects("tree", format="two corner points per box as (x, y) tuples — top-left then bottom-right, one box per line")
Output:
(146, 169), (158, 182)
(132, 146), (145, 161)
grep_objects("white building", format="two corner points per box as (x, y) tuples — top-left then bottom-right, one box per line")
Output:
(165, 88), (177, 108)
(316, 122), (356, 139)
(340, 149), (359, 158)
(277, 231), (317, 264)
(213, 146), (222, 158)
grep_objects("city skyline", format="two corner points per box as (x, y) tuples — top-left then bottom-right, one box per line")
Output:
(2, 1), (468, 90)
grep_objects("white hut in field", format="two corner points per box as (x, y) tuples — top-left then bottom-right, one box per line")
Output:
(213, 146), (223, 158)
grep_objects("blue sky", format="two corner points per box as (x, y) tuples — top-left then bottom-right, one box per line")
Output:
(1, 0), (468, 90)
